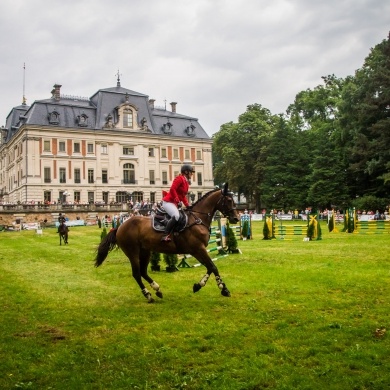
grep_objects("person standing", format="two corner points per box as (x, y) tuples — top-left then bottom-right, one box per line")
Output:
(161, 164), (195, 242)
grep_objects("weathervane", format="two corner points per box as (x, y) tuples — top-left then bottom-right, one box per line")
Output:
(116, 69), (122, 87)
(22, 63), (27, 105)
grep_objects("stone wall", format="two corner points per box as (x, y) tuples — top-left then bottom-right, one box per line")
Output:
(0, 209), (128, 226)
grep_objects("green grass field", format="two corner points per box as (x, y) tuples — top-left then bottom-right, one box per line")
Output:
(1, 221), (389, 389)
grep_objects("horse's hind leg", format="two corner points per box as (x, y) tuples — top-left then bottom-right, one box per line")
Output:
(126, 252), (156, 303)
(139, 249), (163, 299)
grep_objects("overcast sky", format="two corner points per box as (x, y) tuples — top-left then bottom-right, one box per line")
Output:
(0, 0), (388, 136)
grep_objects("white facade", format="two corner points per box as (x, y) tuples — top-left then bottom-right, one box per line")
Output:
(0, 83), (214, 205)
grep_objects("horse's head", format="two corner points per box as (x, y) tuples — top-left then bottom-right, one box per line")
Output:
(217, 183), (239, 224)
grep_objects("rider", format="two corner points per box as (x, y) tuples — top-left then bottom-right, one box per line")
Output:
(161, 164), (195, 242)
(57, 213), (66, 233)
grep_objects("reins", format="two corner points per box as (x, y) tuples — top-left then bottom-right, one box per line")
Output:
(185, 191), (235, 229)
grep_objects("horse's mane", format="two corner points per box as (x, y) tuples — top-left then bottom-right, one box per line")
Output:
(187, 187), (220, 209)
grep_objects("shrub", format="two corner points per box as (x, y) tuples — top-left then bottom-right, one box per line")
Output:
(226, 221), (238, 252)
(163, 253), (178, 270)
(100, 226), (107, 241)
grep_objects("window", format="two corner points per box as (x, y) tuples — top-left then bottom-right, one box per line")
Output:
(43, 140), (51, 152)
(123, 163), (135, 184)
(87, 143), (94, 153)
(123, 147), (134, 155)
(59, 141), (66, 153)
(102, 192), (109, 204)
(44, 167), (51, 183)
(74, 142), (80, 153)
(161, 148), (167, 158)
(148, 148), (154, 157)
(173, 148), (179, 159)
(74, 168), (81, 184)
(150, 192), (156, 203)
(196, 149), (202, 160)
(59, 168), (66, 183)
(197, 172), (202, 186)
(102, 169), (108, 184)
(116, 191), (127, 203)
(149, 170), (155, 185)
(184, 149), (190, 160)
(88, 192), (94, 203)
(74, 191), (80, 203)
(101, 144), (107, 154)
(44, 191), (51, 203)
(162, 171), (168, 185)
(48, 110), (59, 125)
(88, 169), (94, 184)
(123, 110), (133, 128)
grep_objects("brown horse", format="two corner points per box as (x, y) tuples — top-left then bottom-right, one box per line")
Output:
(95, 183), (239, 303)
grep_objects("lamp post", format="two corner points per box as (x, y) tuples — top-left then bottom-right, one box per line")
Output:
(190, 192), (195, 204)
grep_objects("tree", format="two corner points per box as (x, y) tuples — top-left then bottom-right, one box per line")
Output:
(339, 34), (390, 199)
(213, 104), (277, 210)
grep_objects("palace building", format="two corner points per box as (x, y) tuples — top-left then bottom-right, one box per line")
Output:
(0, 78), (214, 206)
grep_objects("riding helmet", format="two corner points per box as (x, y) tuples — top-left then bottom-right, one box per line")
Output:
(181, 164), (195, 173)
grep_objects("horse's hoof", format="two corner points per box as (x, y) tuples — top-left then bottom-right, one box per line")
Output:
(147, 297), (155, 303)
(193, 283), (201, 293)
(156, 291), (163, 299)
(221, 287), (231, 297)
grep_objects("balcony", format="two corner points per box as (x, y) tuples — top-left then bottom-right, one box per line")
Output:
(121, 179), (137, 185)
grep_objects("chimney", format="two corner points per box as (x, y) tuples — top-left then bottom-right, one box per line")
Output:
(170, 102), (177, 113)
(149, 99), (155, 109)
(51, 84), (62, 101)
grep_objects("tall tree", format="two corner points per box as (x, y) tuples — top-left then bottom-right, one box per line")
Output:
(339, 33), (390, 198)
(213, 104), (276, 210)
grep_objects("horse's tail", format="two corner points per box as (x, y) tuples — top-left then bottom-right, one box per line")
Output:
(95, 228), (118, 267)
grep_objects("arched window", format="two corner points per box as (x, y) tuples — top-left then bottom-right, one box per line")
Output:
(116, 191), (127, 203)
(123, 163), (135, 184)
(123, 108), (133, 128)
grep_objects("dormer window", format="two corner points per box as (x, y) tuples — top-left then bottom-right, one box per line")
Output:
(77, 113), (88, 127)
(115, 101), (138, 130)
(185, 124), (196, 136)
(48, 109), (60, 125)
(162, 120), (172, 134)
(123, 109), (133, 128)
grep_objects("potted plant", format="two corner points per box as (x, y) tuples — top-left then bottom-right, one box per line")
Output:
(100, 226), (107, 242)
(226, 221), (239, 253)
(150, 251), (161, 271)
(241, 219), (249, 240)
(163, 253), (179, 272)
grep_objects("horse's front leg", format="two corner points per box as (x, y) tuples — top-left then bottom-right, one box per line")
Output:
(192, 252), (231, 297)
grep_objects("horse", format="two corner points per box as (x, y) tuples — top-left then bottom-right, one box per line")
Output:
(58, 221), (69, 245)
(95, 183), (239, 303)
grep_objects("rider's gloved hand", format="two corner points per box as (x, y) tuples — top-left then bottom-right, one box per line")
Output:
(177, 202), (183, 208)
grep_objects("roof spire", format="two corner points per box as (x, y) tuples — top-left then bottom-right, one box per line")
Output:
(116, 69), (122, 87)
(22, 63), (27, 105)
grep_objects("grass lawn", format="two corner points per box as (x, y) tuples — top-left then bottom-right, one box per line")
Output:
(0, 220), (389, 389)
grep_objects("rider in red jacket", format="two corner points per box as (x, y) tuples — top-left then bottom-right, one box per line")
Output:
(161, 164), (195, 241)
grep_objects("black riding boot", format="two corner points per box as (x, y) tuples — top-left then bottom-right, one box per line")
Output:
(161, 218), (177, 242)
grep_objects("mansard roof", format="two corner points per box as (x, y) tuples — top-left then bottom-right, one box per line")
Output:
(1, 82), (210, 144)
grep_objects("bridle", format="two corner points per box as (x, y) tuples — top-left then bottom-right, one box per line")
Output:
(186, 190), (236, 228)
(216, 192), (237, 215)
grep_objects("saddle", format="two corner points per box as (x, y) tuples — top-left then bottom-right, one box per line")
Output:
(151, 204), (188, 233)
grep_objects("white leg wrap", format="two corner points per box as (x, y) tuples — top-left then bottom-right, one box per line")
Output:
(199, 274), (210, 287)
(150, 281), (160, 292)
(215, 276), (224, 290)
